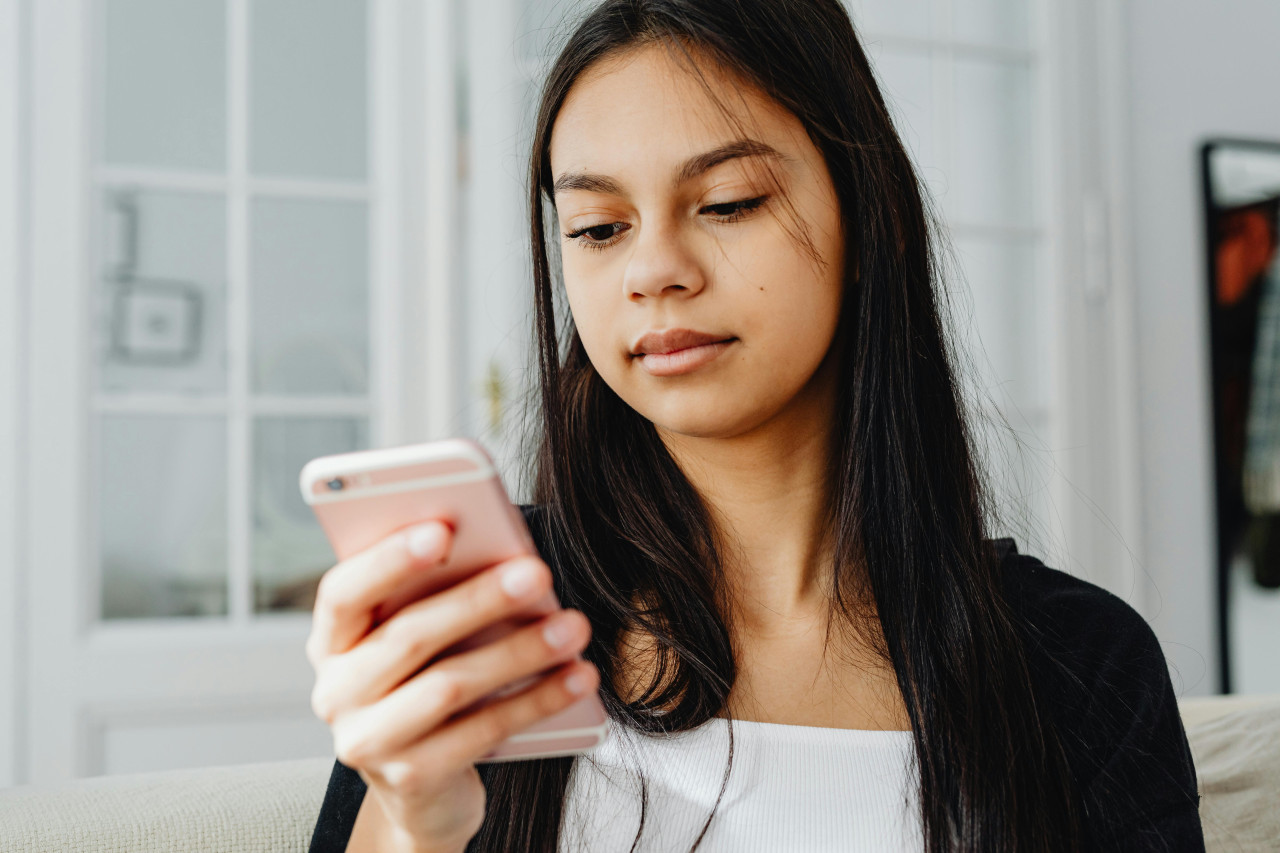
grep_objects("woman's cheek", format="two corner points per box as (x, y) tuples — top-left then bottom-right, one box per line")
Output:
(564, 282), (624, 382)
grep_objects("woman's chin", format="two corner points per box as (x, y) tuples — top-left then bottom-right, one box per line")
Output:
(606, 374), (805, 443)
(643, 403), (775, 442)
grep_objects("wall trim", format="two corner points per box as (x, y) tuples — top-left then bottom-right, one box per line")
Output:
(0, 0), (30, 788)
(422, 0), (459, 440)
(1095, 0), (1148, 617)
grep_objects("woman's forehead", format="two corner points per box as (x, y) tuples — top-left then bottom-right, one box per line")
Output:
(549, 43), (809, 184)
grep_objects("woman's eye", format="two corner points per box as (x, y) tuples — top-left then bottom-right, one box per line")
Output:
(565, 222), (627, 250)
(702, 196), (767, 220)
(562, 197), (766, 251)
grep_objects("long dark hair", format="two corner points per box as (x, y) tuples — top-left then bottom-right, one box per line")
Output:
(471, 1), (1082, 850)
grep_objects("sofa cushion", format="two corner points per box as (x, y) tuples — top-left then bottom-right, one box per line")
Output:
(0, 757), (331, 853)
(0, 702), (1275, 853)
(1185, 700), (1280, 851)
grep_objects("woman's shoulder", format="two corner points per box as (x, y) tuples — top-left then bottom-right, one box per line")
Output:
(990, 537), (1160, 674)
(992, 538), (1202, 846)
(990, 537), (1177, 717)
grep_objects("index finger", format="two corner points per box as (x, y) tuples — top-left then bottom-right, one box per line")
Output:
(308, 520), (453, 661)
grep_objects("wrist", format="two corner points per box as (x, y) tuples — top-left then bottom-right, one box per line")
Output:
(386, 825), (468, 853)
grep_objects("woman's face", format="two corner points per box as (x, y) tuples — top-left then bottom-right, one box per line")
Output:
(549, 44), (845, 441)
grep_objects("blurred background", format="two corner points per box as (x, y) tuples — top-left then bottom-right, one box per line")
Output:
(1, 0), (1277, 786)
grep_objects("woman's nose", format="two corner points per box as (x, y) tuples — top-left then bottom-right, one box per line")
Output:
(621, 224), (707, 302)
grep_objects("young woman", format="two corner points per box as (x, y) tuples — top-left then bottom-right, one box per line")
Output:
(306, 1), (1204, 851)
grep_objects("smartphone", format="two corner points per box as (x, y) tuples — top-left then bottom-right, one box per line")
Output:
(299, 438), (608, 762)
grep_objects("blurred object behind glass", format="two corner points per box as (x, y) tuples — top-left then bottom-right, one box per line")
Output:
(1204, 140), (1280, 694)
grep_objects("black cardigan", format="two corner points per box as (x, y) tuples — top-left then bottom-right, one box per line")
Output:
(308, 506), (1205, 852)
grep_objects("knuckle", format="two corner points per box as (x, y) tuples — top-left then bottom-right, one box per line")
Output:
(424, 671), (464, 712)
(540, 678), (573, 714)
(465, 570), (501, 615)
(304, 635), (322, 668)
(327, 594), (357, 625)
(381, 610), (426, 654)
(333, 730), (370, 768)
(382, 760), (430, 798)
(393, 615), (446, 666)
(313, 571), (350, 618)
(480, 712), (512, 745)
(310, 684), (334, 724)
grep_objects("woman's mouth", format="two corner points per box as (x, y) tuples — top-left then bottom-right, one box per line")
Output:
(630, 329), (737, 377)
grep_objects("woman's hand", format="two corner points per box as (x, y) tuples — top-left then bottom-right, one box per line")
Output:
(306, 521), (599, 853)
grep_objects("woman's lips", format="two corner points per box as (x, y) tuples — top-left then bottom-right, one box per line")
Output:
(630, 329), (736, 377)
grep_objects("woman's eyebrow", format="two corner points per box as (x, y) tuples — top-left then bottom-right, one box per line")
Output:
(552, 138), (792, 197)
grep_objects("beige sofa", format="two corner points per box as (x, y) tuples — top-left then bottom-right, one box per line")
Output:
(0, 696), (1276, 852)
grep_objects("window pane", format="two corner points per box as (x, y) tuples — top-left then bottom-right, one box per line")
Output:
(952, 236), (1046, 414)
(953, 0), (1031, 50)
(972, 407), (1055, 553)
(250, 0), (367, 180)
(516, 0), (593, 65)
(100, 0), (226, 171)
(869, 48), (935, 188)
(252, 417), (369, 613)
(844, 0), (933, 40)
(250, 198), (369, 396)
(96, 188), (228, 394)
(99, 414), (228, 619)
(951, 58), (1033, 227)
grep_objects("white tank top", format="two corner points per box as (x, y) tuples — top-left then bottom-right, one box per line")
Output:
(559, 716), (922, 852)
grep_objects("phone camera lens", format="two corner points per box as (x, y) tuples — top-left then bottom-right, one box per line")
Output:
(327, 477), (345, 491)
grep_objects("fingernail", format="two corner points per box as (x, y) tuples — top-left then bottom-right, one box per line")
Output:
(565, 670), (592, 696)
(500, 561), (540, 598)
(407, 524), (445, 559)
(543, 613), (577, 648)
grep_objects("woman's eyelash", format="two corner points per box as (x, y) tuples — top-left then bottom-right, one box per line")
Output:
(701, 195), (768, 221)
(563, 195), (769, 251)
(564, 222), (628, 249)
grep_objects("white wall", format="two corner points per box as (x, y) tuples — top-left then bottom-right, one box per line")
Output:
(1126, 0), (1280, 695)
(0, 0), (27, 786)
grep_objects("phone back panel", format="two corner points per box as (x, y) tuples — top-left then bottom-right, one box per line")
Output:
(304, 454), (532, 617)
(300, 439), (607, 760)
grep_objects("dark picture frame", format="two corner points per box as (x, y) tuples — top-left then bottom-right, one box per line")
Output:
(1200, 137), (1280, 693)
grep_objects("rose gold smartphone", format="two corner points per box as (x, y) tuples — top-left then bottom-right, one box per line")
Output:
(299, 438), (608, 762)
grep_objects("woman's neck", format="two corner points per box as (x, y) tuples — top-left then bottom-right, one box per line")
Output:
(653, 389), (907, 730)
(658, 390), (838, 631)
